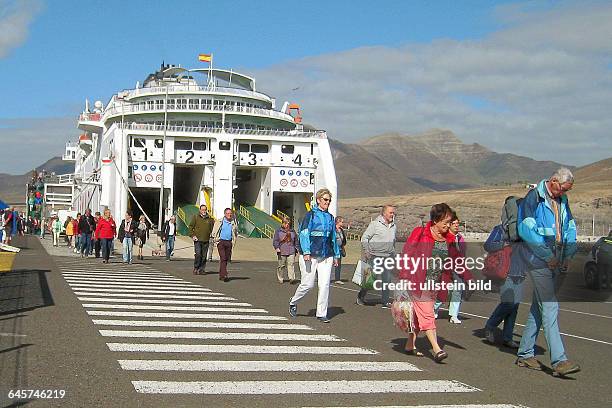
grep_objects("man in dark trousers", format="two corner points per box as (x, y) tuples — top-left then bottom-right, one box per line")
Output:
(188, 205), (214, 275)
(214, 208), (238, 282)
(78, 208), (96, 258)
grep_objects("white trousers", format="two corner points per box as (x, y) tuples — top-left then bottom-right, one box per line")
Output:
(290, 255), (333, 318)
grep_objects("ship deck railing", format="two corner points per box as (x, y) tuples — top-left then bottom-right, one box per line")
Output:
(103, 101), (294, 122)
(118, 122), (326, 138)
(125, 84), (273, 103)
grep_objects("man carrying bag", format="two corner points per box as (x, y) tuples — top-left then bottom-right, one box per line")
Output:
(355, 205), (397, 308)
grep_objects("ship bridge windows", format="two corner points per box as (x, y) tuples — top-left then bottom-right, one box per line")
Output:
(238, 142), (271, 166)
(174, 139), (211, 164)
(129, 136), (164, 161)
(132, 138), (146, 148)
(281, 144), (295, 154)
(201, 99), (212, 109)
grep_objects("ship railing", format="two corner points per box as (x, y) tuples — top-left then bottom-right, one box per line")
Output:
(118, 122), (326, 138)
(79, 113), (102, 122)
(276, 209), (290, 221)
(103, 102), (293, 122)
(262, 224), (275, 239)
(56, 174), (74, 184)
(125, 85), (273, 102)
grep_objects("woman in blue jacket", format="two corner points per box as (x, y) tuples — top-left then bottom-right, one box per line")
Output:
(289, 188), (340, 323)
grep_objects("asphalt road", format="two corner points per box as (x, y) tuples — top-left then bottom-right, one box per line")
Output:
(1, 235), (611, 408)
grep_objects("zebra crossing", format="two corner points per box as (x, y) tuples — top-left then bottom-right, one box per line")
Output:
(44, 240), (528, 407)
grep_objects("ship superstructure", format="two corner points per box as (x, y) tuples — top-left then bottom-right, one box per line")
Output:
(63, 63), (337, 236)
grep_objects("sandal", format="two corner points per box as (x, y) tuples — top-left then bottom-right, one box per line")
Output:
(404, 349), (424, 357)
(434, 350), (448, 363)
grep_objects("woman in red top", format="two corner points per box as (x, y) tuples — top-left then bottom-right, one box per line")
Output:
(95, 208), (116, 263)
(399, 203), (470, 363)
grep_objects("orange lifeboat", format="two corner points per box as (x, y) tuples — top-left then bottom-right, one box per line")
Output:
(287, 103), (302, 124)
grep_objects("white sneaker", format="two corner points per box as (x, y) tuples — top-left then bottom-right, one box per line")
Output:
(449, 316), (462, 324)
(434, 312), (439, 319)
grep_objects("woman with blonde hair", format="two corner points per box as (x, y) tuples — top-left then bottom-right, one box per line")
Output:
(289, 188), (341, 323)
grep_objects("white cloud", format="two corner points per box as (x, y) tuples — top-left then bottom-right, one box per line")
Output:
(250, 2), (612, 166)
(0, 0), (43, 58)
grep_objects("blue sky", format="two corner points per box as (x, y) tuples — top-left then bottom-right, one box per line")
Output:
(1, 0), (611, 173)
(0, 0), (508, 118)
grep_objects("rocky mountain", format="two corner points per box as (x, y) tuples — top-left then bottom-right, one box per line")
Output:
(0, 157), (73, 203)
(333, 129), (571, 198)
(573, 157), (612, 183)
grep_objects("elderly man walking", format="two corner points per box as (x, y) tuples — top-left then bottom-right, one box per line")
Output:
(188, 205), (215, 275)
(356, 205), (397, 308)
(515, 168), (581, 377)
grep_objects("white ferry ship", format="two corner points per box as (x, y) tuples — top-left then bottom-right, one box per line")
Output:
(60, 62), (337, 236)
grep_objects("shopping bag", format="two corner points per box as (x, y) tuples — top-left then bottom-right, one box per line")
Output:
(351, 260), (364, 285)
(361, 261), (376, 290)
(391, 297), (413, 334)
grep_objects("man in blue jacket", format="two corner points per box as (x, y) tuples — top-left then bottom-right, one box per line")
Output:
(515, 168), (580, 377)
(289, 188), (340, 323)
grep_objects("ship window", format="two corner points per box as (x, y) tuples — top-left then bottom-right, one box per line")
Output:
(281, 145), (294, 154)
(193, 142), (207, 151)
(156, 99), (164, 109)
(219, 141), (231, 150)
(175, 141), (192, 150)
(178, 99), (187, 109)
(132, 138), (146, 148)
(251, 144), (269, 153)
(238, 144), (250, 153)
(154, 139), (163, 148)
(167, 99), (175, 109)
(189, 99), (199, 109)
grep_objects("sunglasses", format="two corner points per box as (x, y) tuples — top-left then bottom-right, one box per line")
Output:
(321, 197), (331, 202)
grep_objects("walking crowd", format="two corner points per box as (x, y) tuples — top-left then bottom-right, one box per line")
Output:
(12, 167), (594, 379)
(279, 169), (583, 377)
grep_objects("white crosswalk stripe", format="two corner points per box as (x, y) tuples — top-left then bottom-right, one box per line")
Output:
(82, 303), (269, 313)
(73, 292), (235, 300)
(78, 297), (253, 306)
(118, 359), (418, 371)
(107, 343), (378, 354)
(43, 239), (527, 406)
(131, 380), (478, 394)
(92, 319), (314, 330)
(101, 330), (342, 341)
(86, 310), (286, 320)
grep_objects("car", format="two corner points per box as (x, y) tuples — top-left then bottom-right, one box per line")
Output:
(584, 234), (612, 290)
(583, 252), (601, 290)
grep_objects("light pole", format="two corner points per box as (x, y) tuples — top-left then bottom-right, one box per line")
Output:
(157, 83), (170, 233)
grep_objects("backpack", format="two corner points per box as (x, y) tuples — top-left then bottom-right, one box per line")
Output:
(483, 245), (512, 282)
(501, 196), (523, 242)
